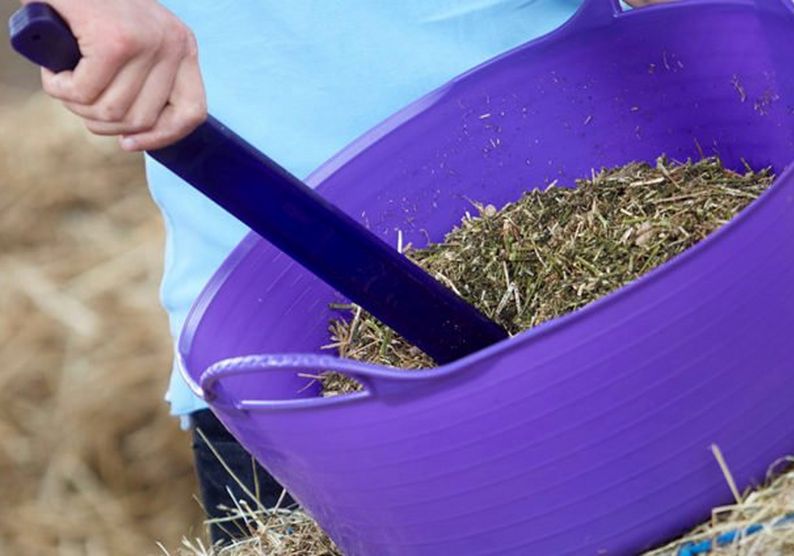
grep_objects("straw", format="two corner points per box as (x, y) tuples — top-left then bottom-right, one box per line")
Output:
(172, 435), (340, 556)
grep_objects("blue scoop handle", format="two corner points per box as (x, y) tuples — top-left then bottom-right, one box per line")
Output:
(9, 3), (509, 364)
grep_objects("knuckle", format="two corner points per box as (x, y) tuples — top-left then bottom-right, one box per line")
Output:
(129, 113), (158, 133)
(185, 31), (200, 58)
(67, 77), (104, 106)
(184, 101), (207, 126)
(175, 25), (199, 58)
(41, 77), (60, 97)
(104, 39), (127, 61)
(96, 102), (126, 122)
(162, 19), (191, 56)
(169, 20), (189, 43)
(70, 88), (100, 106)
(106, 28), (142, 59)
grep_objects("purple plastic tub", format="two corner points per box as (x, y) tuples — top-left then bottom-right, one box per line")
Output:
(179, 0), (794, 553)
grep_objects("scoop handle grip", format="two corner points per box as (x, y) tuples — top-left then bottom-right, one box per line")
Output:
(9, 2), (80, 73)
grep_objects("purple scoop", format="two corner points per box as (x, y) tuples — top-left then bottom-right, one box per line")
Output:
(181, 0), (794, 554)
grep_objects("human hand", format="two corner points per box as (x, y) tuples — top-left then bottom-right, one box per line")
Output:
(22, 0), (207, 152)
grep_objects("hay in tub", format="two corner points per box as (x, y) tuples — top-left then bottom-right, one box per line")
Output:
(322, 156), (773, 393)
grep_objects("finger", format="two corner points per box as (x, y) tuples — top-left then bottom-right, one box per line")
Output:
(41, 44), (134, 105)
(61, 53), (158, 123)
(77, 56), (179, 136)
(120, 44), (206, 151)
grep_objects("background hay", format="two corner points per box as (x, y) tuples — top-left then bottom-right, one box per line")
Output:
(1, 40), (202, 554)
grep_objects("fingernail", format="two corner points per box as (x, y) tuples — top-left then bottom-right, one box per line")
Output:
(120, 137), (138, 151)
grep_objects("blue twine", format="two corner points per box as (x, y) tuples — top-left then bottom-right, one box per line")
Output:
(676, 514), (794, 555)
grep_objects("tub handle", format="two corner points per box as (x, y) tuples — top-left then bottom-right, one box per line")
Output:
(200, 353), (438, 410)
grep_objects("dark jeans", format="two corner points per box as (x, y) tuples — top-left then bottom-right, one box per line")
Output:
(191, 409), (296, 545)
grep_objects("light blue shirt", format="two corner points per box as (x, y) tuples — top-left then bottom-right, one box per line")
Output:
(148, 0), (582, 419)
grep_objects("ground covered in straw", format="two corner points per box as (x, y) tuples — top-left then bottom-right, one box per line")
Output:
(177, 506), (340, 556)
(0, 92), (202, 554)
